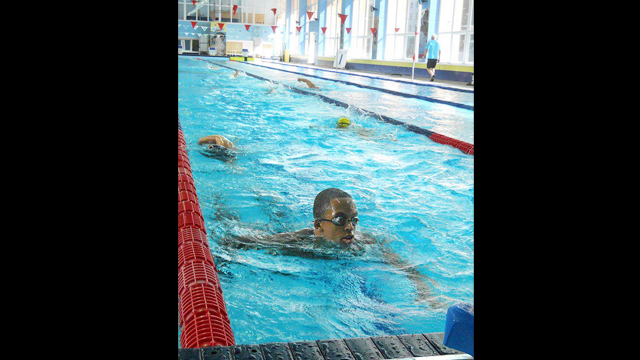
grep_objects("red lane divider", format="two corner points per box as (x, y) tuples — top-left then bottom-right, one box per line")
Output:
(430, 133), (474, 156)
(178, 118), (235, 349)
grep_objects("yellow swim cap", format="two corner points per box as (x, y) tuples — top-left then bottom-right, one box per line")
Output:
(337, 117), (351, 128)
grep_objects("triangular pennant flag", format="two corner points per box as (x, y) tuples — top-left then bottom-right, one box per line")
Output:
(395, 28), (400, 33)
(217, 23), (225, 30)
(321, 27), (327, 35)
(191, 21), (197, 29)
(296, 26), (302, 33)
(271, 8), (277, 16)
(271, 26), (278, 33)
(245, 25), (251, 31)
(346, 28), (352, 34)
(307, 11), (314, 20)
(338, 14), (348, 24)
(370, 28), (377, 35)
(233, 5), (238, 15)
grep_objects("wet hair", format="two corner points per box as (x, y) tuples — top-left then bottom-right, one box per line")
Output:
(313, 188), (353, 220)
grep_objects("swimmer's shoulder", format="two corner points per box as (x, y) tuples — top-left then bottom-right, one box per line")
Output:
(266, 228), (315, 244)
(356, 232), (377, 245)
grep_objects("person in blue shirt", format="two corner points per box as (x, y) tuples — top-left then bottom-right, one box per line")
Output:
(424, 34), (442, 82)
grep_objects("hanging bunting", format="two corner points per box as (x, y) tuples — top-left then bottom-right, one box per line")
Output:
(217, 23), (225, 30)
(271, 26), (278, 33)
(271, 8), (277, 16)
(370, 28), (377, 35)
(338, 14), (348, 24)
(191, 21), (198, 29)
(307, 11), (314, 20)
(321, 27), (327, 35)
(245, 25), (251, 31)
(395, 28), (400, 33)
(346, 28), (352, 34)
(296, 26), (302, 33)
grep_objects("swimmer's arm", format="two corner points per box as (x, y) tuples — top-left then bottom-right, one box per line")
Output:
(223, 229), (311, 250)
(225, 229), (329, 259)
(264, 228), (314, 246)
(297, 78), (320, 90)
(379, 245), (443, 309)
(356, 234), (438, 305)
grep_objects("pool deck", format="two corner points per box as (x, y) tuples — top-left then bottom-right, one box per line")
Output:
(177, 332), (473, 360)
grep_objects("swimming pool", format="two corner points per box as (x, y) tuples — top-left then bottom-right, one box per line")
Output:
(221, 59), (475, 146)
(178, 56), (474, 347)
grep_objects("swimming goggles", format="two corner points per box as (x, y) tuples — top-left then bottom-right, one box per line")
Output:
(318, 215), (359, 227)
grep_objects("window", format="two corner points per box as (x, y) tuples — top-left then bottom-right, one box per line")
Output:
(437, 0), (474, 65)
(349, 0), (375, 59)
(178, 0), (213, 22)
(229, 0), (279, 24)
(179, 1), (280, 24)
(304, 0), (319, 56)
(384, 0), (422, 60)
(289, 0), (300, 54)
(324, 0), (343, 57)
(276, 0), (287, 27)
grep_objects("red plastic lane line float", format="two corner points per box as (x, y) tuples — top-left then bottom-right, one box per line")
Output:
(430, 133), (475, 156)
(178, 117), (235, 349)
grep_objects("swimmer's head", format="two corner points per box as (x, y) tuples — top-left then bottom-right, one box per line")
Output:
(337, 117), (351, 128)
(197, 135), (236, 162)
(313, 188), (358, 246)
(200, 143), (236, 162)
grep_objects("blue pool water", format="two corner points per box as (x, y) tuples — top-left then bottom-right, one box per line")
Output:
(178, 56), (474, 347)
(222, 59), (475, 145)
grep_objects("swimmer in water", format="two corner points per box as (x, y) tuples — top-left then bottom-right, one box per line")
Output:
(234, 70), (244, 79)
(221, 188), (441, 306)
(336, 117), (351, 129)
(334, 117), (391, 140)
(198, 135), (236, 162)
(297, 78), (320, 90)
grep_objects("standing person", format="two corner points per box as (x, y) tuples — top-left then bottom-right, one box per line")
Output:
(424, 34), (441, 82)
